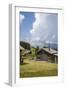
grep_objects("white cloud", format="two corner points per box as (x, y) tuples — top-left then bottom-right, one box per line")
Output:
(29, 13), (57, 47)
(20, 14), (25, 24)
(30, 13), (48, 35)
(20, 14), (25, 41)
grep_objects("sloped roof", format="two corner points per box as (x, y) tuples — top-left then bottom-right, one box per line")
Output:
(20, 46), (25, 50)
(20, 46), (31, 55)
(37, 48), (58, 55)
(43, 48), (58, 54)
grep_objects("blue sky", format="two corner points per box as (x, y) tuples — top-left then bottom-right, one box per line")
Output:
(20, 12), (58, 47)
(20, 12), (35, 41)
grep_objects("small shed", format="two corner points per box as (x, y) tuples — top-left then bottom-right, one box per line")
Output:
(20, 46), (31, 64)
(20, 46), (25, 64)
(36, 48), (58, 63)
(42, 48), (58, 63)
(36, 49), (49, 61)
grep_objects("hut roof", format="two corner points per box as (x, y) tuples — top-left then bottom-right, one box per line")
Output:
(20, 46), (25, 50)
(43, 48), (58, 55)
(53, 53), (58, 56)
(37, 48), (58, 56)
(20, 46), (31, 55)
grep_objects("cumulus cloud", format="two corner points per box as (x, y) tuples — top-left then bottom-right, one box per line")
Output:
(30, 13), (57, 47)
(20, 14), (25, 41)
(30, 13), (48, 35)
(19, 14), (25, 24)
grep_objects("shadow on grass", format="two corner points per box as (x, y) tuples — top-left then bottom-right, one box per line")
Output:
(21, 62), (29, 65)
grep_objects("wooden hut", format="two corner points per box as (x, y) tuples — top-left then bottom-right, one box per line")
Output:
(36, 49), (49, 61)
(20, 46), (31, 64)
(42, 48), (58, 63)
(36, 47), (58, 63)
(20, 46), (25, 64)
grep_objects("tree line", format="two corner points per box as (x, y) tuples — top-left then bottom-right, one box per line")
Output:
(20, 41), (31, 50)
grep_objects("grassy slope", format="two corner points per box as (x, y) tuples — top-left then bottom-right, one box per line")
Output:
(20, 59), (58, 78)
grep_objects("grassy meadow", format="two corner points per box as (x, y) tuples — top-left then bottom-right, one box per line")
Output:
(20, 53), (58, 78)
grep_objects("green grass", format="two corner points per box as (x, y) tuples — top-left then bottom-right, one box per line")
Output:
(20, 59), (58, 78)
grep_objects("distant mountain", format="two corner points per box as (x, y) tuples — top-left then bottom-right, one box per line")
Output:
(44, 43), (58, 50)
